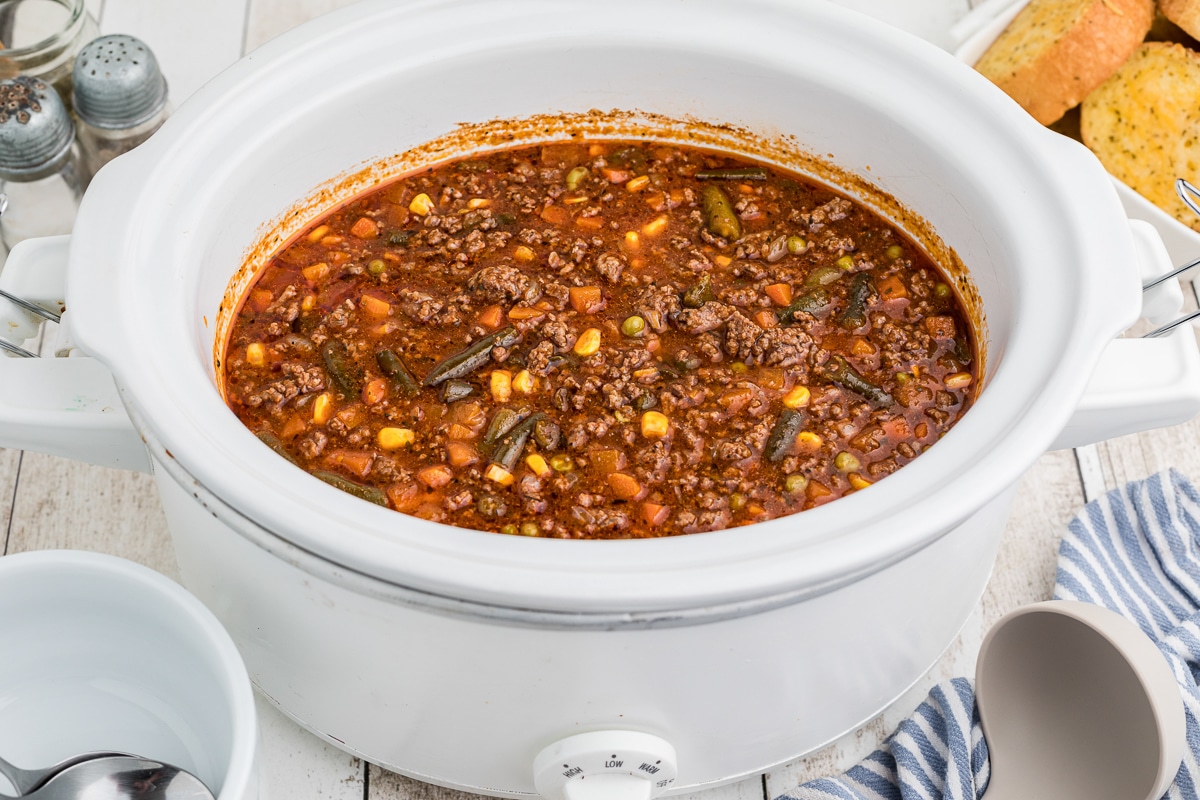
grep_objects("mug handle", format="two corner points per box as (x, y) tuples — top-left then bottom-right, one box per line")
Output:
(1052, 219), (1200, 449)
(0, 235), (150, 472)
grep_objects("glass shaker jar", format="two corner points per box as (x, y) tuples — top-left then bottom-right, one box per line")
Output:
(0, 0), (99, 111)
(0, 75), (85, 256)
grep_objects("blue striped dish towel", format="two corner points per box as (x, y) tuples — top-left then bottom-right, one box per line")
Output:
(781, 468), (1200, 800)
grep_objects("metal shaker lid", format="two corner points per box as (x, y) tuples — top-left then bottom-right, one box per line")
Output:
(0, 76), (75, 181)
(72, 34), (167, 129)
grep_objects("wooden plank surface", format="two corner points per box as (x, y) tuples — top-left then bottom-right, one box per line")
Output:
(1, 0), (1172, 798)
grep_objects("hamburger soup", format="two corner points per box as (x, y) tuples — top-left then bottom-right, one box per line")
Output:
(222, 141), (977, 538)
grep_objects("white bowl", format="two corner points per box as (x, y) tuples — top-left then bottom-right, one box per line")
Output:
(0, 550), (258, 800)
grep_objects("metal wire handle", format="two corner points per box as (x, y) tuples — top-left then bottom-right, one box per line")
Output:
(0, 192), (58, 357)
(1143, 179), (1200, 338)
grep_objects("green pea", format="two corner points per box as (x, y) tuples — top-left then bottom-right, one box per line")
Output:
(730, 362), (749, 374)
(368, 259), (386, 275)
(834, 452), (861, 473)
(550, 454), (575, 472)
(729, 493), (747, 511)
(500, 524), (518, 536)
(836, 255), (855, 270)
(621, 315), (646, 337)
(566, 167), (589, 191)
(886, 244), (903, 260)
(785, 474), (808, 493)
(520, 522), (541, 537)
(895, 372), (912, 384)
(787, 235), (808, 255)
(935, 283), (952, 299)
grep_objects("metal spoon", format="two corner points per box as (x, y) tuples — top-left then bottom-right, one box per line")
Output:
(976, 600), (1187, 800)
(0, 756), (214, 800)
(0, 751), (125, 795)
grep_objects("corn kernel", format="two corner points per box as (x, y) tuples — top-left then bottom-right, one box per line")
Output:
(301, 294), (316, 311)
(946, 372), (973, 390)
(485, 464), (515, 487)
(642, 215), (669, 237)
(782, 385), (811, 409)
(795, 431), (823, 451)
(573, 328), (602, 357)
(377, 427), (415, 450)
(514, 245), (535, 263)
(245, 343), (266, 367)
(848, 473), (872, 490)
(312, 392), (334, 425)
(526, 453), (551, 478)
(626, 175), (651, 192)
(512, 369), (536, 394)
(490, 370), (513, 403)
(307, 224), (330, 243)
(409, 192), (434, 215)
(624, 231), (641, 252)
(641, 410), (670, 438)
(467, 198), (491, 209)
(302, 262), (330, 282)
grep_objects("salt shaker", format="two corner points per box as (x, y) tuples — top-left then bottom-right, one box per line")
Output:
(72, 34), (169, 177)
(0, 75), (85, 257)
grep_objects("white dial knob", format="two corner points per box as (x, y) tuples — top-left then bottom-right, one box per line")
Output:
(533, 730), (678, 800)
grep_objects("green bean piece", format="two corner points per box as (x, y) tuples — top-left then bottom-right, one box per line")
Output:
(456, 159), (489, 172)
(256, 430), (298, 465)
(621, 315), (646, 337)
(822, 356), (894, 407)
(777, 288), (829, 324)
(729, 493), (747, 511)
(682, 274), (714, 309)
(635, 393), (658, 411)
(764, 408), (806, 463)
(376, 349), (420, 397)
(839, 273), (873, 330)
(387, 229), (416, 246)
(533, 417), (562, 450)
(422, 325), (520, 387)
(312, 470), (388, 507)
(494, 212), (517, 227)
(440, 380), (475, 402)
(491, 412), (548, 471)
(803, 265), (844, 289)
(695, 167), (769, 181)
(608, 146), (647, 170)
(954, 336), (973, 365)
(483, 408), (522, 447)
(701, 185), (742, 241)
(322, 340), (364, 397)
(546, 353), (579, 372)
(566, 166), (589, 191)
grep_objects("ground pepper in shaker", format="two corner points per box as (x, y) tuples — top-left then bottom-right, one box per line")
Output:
(72, 34), (168, 177)
(0, 75), (84, 257)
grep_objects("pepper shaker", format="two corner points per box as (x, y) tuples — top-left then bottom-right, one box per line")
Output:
(0, 75), (85, 258)
(72, 34), (169, 177)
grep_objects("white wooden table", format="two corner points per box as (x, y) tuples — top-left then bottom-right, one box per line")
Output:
(1, 0), (1194, 798)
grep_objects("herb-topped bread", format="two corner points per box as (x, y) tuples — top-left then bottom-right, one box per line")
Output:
(1159, 0), (1200, 43)
(974, 0), (1155, 125)
(1081, 41), (1200, 231)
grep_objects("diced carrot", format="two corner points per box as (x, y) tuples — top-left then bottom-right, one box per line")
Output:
(445, 441), (479, 467)
(576, 216), (605, 231)
(362, 377), (388, 406)
(882, 417), (911, 441)
(643, 190), (666, 212)
(360, 295), (391, 317)
(508, 306), (546, 321)
(607, 472), (642, 500)
(756, 368), (786, 390)
(325, 449), (374, 479)
(642, 502), (670, 526)
(280, 413), (307, 440)
(592, 449), (627, 474)
(387, 481), (421, 512)
(349, 216), (379, 239)
(302, 262), (330, 283)
(477, 304), (504, 329)
(914, 422), (929, 439)
(764, 283), (793, 307)
(851, 337), (875, 357)
(755, 310), (779, 329)
(335, 405), (365, 430)
(923, 316), (956, 339)
(600, 167), (632, 184)
(540, 205), (571, 226)
(807, 481), (834, 503)
(249, 289), (273, 313)
(446, 423), (475, 440)
(718, 387), (755, 414)
(569, 286), (605, 314)
(418, 465), (454, 489)
(877, 274), (908, 300)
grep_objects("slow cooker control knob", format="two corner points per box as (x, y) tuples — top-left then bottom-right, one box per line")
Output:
(533, 730), (678, 800)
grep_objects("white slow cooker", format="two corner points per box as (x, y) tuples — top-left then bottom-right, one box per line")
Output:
(3, 1), (1200, 797)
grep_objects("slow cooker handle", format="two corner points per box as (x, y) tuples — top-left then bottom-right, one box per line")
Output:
(0, 235), (150, 471)
(1053, 219), (1200, 450)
